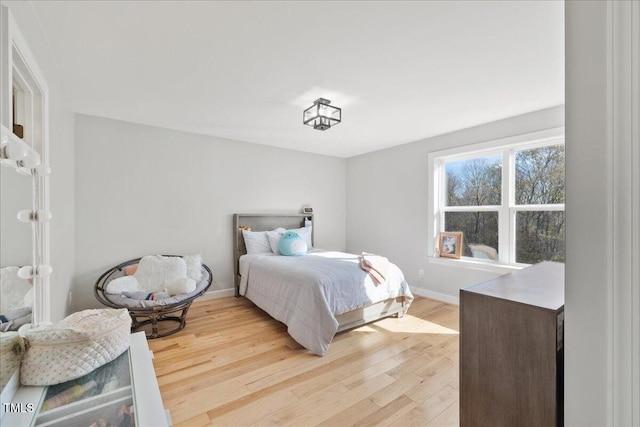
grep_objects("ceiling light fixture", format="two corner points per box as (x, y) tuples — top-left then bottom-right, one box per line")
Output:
(303, 98), (341, 131)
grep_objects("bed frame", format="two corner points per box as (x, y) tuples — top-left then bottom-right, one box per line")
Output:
(233, 213), (409, 333)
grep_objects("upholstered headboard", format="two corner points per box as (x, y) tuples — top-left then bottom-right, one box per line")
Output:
(233, 213), (314, 296)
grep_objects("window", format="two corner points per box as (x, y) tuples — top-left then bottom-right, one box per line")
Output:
(429, 129), (565, 268)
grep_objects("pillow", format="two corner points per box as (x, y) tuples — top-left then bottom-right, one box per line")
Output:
(123, 264), (138, 276)
(278, 231), (308, 256)
(110, 276), (194, 296)
(183, 254), (203, 281)
(266, 228), (286, 254)
(1, 306), (32, 322)
(268, 226), (313, 254)
(135, 255), (187, 292)
(122, 290), (170, 300)
(1, 266), (34, 313)
(106, 276), (140, 294)
(289, 226), (313, 249)
(165, 277), (196, 296)
(242, 229), (272, 254)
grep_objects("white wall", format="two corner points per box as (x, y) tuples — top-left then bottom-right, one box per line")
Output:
(73, 114), (346, 311)
(4, 1), (76, 323)
(565, 1), (640, 425)
(346, 106), (564, 302)
(565, 3), (609, 424)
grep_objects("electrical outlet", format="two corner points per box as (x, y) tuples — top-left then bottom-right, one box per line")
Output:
(418, 269), (425, 278)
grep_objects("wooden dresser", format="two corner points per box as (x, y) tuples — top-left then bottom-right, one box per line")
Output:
(460, 261), (564, 427)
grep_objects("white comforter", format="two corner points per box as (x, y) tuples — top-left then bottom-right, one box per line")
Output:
(239, 250), (413, 356)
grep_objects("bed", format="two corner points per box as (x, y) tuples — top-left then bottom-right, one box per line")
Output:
(233, 213), (413, 356)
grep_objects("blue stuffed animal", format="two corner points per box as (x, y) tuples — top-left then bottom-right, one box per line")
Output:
(278, 231), (308, 256)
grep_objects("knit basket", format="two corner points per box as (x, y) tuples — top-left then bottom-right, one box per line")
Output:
(20, 308), (131, 386)
(1, 331), (25, 390)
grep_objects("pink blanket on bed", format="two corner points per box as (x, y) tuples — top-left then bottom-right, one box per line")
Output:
(359, 252), (389, 285)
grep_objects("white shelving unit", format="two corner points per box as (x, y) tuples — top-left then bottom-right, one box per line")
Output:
(2, 332), (170, 427)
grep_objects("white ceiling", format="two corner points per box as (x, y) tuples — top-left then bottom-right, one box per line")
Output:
(30, 1), (564, 158)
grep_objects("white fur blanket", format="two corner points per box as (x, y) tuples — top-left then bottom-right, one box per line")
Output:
(106, 255), (196, 296)
(1, 266), (33, 313)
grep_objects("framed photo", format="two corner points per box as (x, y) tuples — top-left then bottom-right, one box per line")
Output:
(439, 232), (463, 259)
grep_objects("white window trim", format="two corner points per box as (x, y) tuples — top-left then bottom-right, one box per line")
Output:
(427, 127), (565, 273)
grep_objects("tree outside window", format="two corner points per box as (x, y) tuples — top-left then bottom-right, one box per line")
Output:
(514, 145), (565, 263)
(438, 142), (565, 266)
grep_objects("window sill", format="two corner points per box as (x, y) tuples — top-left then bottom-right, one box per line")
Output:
(427, 255), (528, 275)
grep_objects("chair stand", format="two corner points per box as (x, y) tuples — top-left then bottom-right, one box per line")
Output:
(129, 300), (194, 339)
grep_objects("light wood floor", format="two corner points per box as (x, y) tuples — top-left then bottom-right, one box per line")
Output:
(147, 296), (460, 427)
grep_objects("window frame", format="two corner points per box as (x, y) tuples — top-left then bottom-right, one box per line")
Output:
(427, 127), (565, 272)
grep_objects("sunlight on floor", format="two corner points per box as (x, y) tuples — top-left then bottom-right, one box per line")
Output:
(354, 315), (459, 335)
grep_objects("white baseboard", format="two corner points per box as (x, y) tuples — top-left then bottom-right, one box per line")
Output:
(411, 287), (459, 305)
(200, 287), (235, 300)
